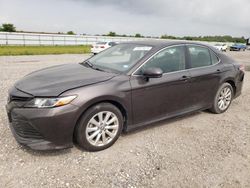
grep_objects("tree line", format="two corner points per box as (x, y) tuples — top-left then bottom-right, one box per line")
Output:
(160, 35), (246, 43)
(94, 31), (247, 43)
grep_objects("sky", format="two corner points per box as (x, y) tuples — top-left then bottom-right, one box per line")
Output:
(0, 0), (249, 37)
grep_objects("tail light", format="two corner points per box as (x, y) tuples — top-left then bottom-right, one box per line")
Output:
(239, 64), (245, 72)
(100, 46), (105, 48)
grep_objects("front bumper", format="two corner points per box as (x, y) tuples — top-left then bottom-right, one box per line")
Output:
(6, 102), (80, 150)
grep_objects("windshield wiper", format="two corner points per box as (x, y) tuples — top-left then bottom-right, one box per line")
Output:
(84, 60), (93, 68)
(91, 66), (105, 72)
(83, 60), (105, 72)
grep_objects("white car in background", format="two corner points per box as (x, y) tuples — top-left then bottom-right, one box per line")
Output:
(91, 41), (117, 54)
(214, 44), (228, 52)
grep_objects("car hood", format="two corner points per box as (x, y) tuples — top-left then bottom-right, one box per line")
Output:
(15, 63), (117, 96)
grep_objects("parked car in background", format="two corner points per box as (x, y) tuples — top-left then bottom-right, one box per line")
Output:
(6, 41), (244, 151)
(230, 43), (247, 51)
(91, 41), (117, 54)
(214, 44), (228, 52)
(246, 38), (250, 50)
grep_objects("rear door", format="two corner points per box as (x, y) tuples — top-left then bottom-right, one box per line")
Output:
(186, 45), (224, 108)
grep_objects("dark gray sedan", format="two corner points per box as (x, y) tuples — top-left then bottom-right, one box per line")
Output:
(6, 41), (245, 151)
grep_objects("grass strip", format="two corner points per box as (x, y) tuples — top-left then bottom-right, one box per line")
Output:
(0, 45), (91, 56)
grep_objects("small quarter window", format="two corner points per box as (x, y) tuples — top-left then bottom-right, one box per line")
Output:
(210, 50), (219, 64)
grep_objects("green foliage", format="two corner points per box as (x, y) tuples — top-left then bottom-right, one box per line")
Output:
(160, 34), (246, 43)
(135, 33), (143, 38)
(107, 31), (116, 37)
(0, 45), (91, 56)
(0, 23), (16, 32)
(67, 31), (75, 35)
(161, 35), (177, 40)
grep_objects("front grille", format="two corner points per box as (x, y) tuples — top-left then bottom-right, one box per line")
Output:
(11, 112), (43, 139)
(8, 95), (33, 108)
(9, 95), (33, 103)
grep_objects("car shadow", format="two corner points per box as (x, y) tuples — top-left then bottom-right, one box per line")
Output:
(19, 144), (72, 156)
(123, 111), (202, 136)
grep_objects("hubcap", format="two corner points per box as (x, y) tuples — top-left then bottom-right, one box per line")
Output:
(86, 111), (119, 146)
(217, 87), (232, 111)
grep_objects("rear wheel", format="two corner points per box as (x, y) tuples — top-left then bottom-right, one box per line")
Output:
(209, 83), (233, 114)
(75, 103), (123, 151)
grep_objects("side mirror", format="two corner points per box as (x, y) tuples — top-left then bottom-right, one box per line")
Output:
(142, 67), (163, 79)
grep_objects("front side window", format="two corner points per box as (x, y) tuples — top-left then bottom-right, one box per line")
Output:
(187, 45), (212, 68)
(137, 46), (186, 74)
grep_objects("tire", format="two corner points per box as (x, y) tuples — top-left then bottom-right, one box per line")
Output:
(209, 83), (233, 114)
(75, 103), (123, 151)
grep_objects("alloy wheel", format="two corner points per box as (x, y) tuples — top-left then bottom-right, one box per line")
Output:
(85, 111), (119, 147)
(217, 86), (232, 111)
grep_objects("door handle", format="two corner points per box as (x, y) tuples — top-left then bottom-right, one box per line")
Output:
(179, 75), (191, 81)
(215, 69), (221, 74)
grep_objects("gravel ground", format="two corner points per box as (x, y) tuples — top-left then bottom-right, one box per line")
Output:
(0, 52), (250, 188)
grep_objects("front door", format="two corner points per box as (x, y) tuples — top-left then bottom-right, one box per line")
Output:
(130, 45), (193, 126)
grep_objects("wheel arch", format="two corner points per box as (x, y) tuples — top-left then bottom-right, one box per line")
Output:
(224, 79), (236, 96)
(73, 98), (129, 141)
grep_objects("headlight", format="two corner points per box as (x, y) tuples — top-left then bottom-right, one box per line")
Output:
(24, 95), (77, 108)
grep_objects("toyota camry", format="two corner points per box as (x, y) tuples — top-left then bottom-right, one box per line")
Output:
(6, 41), (244, 151)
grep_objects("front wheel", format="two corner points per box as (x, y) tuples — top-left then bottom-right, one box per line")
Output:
(75, 103), (123, 151)
(209, 83), (233, 114)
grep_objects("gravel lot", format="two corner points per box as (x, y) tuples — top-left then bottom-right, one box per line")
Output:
(0, 52), (250, 188)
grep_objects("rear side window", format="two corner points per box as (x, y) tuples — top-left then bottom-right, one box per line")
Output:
(187, 46), (212, 68)
(210, 50), (220, 64)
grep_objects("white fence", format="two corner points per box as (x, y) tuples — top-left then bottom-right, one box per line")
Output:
(0, 31), (233, 46)
(0, 32), (158, 46)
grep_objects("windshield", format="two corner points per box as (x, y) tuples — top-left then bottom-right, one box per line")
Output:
(86, 44), (152, 73)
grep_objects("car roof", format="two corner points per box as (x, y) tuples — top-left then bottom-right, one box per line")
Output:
(121, 40), (212, 48)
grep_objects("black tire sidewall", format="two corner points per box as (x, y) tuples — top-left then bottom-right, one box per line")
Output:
(75, 103), (123, 151)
